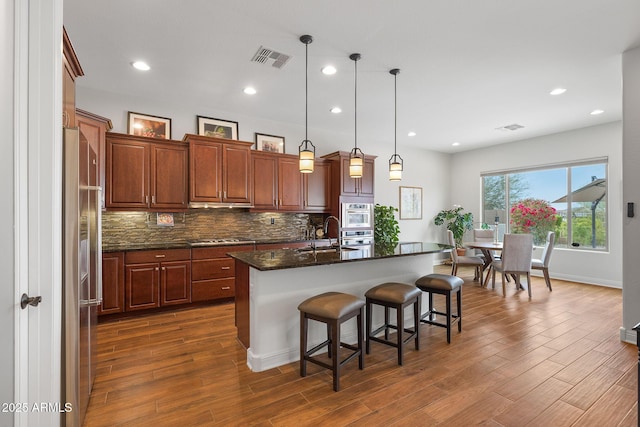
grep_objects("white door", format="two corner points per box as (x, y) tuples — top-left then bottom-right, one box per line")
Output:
(10, 0), (64, 426)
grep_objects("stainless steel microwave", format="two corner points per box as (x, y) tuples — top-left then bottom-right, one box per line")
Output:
(341, 202), (373, 229)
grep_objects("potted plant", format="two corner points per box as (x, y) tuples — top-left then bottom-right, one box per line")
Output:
(434, 206), (474, 254)
(374, 204), (400, 253)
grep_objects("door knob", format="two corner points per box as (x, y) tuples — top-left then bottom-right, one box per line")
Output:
(20, 293), (42, 309)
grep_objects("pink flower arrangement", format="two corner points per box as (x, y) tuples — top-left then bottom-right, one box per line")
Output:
(510, 198), (559, 244)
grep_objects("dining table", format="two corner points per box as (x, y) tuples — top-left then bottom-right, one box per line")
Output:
(464, 241), (504, 288)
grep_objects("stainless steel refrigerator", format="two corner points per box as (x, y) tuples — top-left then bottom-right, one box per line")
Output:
(62, 127), (102, 426)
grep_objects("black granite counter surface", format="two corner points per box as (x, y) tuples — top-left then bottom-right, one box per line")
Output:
(227, 242), (452, 271)
(102, 238), (321, 253)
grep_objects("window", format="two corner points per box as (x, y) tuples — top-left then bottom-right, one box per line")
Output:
(482, 159), (607, 250)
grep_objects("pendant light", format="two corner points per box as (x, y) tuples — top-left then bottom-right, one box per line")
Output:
(349, 53), (364, 178)
(298, 34), (315, 173)
(388, 68), (403, 181)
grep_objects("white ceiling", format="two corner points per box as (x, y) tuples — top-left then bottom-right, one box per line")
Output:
(63, 1), (640, 153)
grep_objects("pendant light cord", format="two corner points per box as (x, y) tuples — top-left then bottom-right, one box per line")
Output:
(305, 42), (308, 142)
(394, 71), (397, 155)
(354, 58), (358, 149)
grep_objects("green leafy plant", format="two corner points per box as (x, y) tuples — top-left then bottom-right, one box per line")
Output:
(374, 204), (400, 247)
(434, 206), (474, 248)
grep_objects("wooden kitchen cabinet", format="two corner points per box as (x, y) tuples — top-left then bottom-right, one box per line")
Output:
(185, 134), (252, 205)
(302, 158), (331, 212)
(99, 252), (124, 315)
(251, 152), (303, 211)
(322, 151), (375, 200)
(77, 109), (112, 209)
(124, 249), (191, 311)
(278, 156), (304, 211)
(106, 132), (188, 211)
(191, 245), (254, 302)
(62, 27), (83, 128)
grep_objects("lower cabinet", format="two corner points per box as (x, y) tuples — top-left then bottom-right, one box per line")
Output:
(100, 252), (125, 315)
(191, 245), (254, 302)
(124, 249), (191, 311)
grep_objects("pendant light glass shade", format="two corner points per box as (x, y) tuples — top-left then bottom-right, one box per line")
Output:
(299, 140), (315, 172)
(298, 35), (315, 173)
(349, 53), (364, 178)
(388, 68), (403, 181)
(389, 154), (403, 181)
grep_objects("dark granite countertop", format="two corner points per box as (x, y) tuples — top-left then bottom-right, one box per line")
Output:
(102, 238), (319, 253)
(227, 242), (452, 271)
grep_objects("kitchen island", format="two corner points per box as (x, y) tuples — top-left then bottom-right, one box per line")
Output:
(228, 242), (451, 372)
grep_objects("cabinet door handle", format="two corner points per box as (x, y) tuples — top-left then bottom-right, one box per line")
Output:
(221, 286), (231, 290)
(274, 199), (277, 206)
(221, 266), (231, 270)
(155, 254), (166, 258)
(162, 267), (166, 271)
(223, 191), (227, 199)
(145, 195), (149, 204)
(155, 267), (159, 271)
(152, 195), (156, 204)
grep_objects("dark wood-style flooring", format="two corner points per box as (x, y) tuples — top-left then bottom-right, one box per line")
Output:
(84, 265), (638, 426)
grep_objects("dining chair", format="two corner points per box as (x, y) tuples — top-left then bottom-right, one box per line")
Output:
(490, 233), (534, 297)
(447, 230), (484, 282)
(531, 231), (555, 291)
(473, 228), (496, 260)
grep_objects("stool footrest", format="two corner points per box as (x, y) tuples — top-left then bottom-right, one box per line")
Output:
(304, 342), (361, 372)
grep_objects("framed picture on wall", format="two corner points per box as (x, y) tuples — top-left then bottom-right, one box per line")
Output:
(127, 111), (172, 139)
(399, 186), (423, 220)
(255, 133), (285, 153)
(197, 115), (239, 140)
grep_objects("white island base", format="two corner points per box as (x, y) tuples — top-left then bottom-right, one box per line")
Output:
(238, 253), (437, 372)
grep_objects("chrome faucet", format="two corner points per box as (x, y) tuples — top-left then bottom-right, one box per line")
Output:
(323, 216), (342, 250)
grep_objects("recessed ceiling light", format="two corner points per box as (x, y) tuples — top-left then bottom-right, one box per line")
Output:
(243, 86), (257, 95)
(452, 142), (460, 146)
(321, 65), (337, 75)
(408, 131), (416, 137)
(590, 109), (604, 115)
(550, 87), (567, 95)
(131, 61), (150, 71)
(330, 107), (342, 114)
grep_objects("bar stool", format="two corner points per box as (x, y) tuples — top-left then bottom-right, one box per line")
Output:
(298, 291), (365, 392)
(414, 274), (463, 343)
(365, 282), (422, 365)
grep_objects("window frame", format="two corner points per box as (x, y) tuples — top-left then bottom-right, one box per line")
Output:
(481, 157), (608, 251)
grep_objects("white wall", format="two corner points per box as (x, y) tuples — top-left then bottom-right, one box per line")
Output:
(374, 145), (451, 244)
(450, 122), (623, 288)
(622, 46), (640, 343)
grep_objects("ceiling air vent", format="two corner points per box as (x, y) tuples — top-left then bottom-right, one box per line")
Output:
(495, 123), (525, 132)
(251, 46), (291, 69)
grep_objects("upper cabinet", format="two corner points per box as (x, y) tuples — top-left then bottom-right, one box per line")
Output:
(105, 132), (188, 211)
(303, 158), (332, 212)
(183, 134), (252, 206)
(322, 151), (376, 202)
(251, 152), (303, 211)
(62, 28), (84, 128)
(76, 109), (112, 209)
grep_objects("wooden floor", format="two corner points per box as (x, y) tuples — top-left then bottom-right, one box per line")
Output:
(84, 266), (638, 426)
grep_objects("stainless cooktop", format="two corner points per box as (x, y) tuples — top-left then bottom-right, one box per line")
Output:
(188, 238), (256, 247)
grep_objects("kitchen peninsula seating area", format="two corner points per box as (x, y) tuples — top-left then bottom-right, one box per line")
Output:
(298, 273), (461, 392)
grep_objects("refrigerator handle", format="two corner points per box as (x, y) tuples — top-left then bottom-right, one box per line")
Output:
(83, 186), (103, 306)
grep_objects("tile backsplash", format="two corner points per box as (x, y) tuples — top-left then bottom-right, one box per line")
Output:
(102, 210), (324, 247)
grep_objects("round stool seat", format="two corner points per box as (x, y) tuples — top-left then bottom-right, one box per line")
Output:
(298, 291), (365, 320)
(415, 274), (463, 291)
(365, 282), (421, 304)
